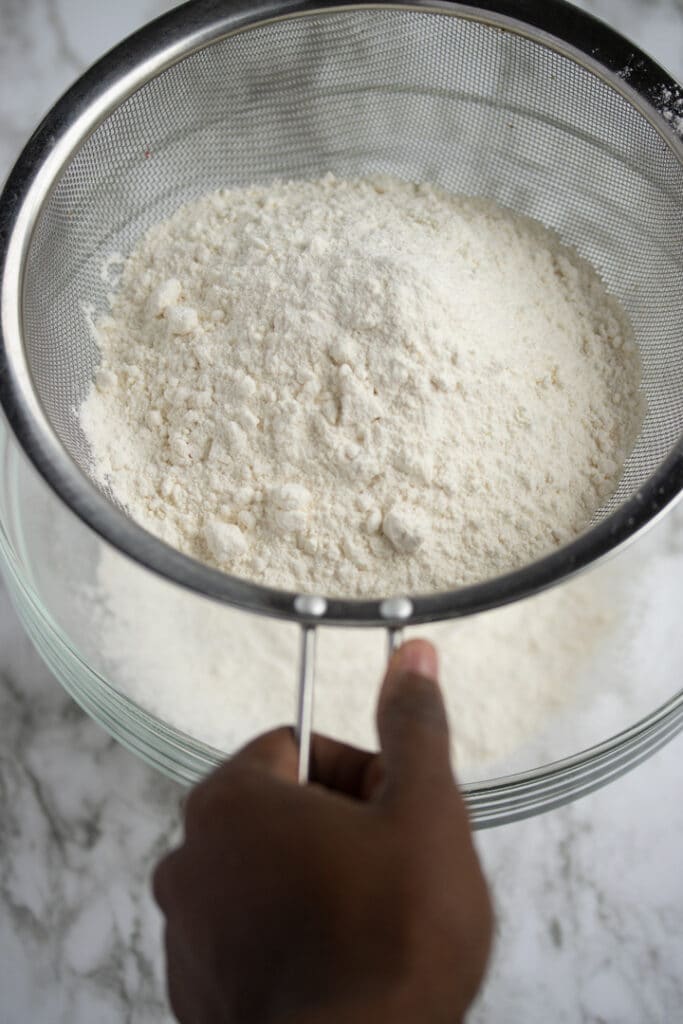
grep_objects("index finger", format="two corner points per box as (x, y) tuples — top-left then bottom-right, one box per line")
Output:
(232, 728), (383, 799)
(310, 735), (383, 800)
(182, 727), (300, 836)
(229, 726), (300, 781)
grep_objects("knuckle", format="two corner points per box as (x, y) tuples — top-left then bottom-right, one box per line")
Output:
(185, 763), (262, 837)
(184, 782), (223, 835)
(183, 780), (213, 832)
(152, 852), (179, 910)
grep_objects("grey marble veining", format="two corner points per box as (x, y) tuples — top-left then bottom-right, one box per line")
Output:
(1, 1), (683, 1022)
(0, 589), (179, 1023)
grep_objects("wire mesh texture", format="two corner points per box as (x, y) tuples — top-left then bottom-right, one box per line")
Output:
(5, 1), (683, 624)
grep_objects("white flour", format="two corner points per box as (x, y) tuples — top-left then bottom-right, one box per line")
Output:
(656, 83), (683, 136)
(93, 542), (622, 776)
(81, 175), (643, 598)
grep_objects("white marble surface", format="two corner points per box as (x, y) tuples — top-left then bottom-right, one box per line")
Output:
(1, 1), (683, 1022)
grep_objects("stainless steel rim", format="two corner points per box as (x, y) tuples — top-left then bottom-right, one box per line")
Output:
(1, 0), (683, 627)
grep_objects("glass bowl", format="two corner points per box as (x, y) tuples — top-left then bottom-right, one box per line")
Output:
(2, 0), (683, 827)
(2, 412), (682, 828)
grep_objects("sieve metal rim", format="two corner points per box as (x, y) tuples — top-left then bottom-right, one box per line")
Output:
(1, 0), (683, 629)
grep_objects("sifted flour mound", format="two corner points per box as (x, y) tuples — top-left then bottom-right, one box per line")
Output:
(81, 175), (643, 597)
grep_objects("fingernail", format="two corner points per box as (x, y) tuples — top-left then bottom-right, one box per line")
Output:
(388, 640), (439, 683)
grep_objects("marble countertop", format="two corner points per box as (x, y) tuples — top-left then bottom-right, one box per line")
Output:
(1, 1), (682, 1022)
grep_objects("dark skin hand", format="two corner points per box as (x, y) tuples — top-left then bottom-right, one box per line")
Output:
(153, 640), (494, 1024)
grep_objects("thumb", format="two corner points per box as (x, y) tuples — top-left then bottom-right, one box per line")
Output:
(376, 640), (454, 802)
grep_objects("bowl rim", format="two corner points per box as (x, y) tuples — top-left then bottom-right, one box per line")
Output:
(1, 0), (683, 627)
(1, 482), (682, 829)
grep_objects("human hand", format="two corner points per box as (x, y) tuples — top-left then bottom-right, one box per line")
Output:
(153, 640), (493, 1024)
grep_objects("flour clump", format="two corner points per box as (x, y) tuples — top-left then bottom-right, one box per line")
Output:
(80, 175), (644, 597)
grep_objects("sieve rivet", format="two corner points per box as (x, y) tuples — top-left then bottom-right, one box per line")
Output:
(294, 594), (328, 618)
(379, 597), (414, 622)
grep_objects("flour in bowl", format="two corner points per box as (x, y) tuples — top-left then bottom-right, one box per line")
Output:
(80, 175), (644, 597)
(91, 540), (623, 777)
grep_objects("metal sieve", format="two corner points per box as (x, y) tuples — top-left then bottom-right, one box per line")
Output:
(1, 0), (683, 780)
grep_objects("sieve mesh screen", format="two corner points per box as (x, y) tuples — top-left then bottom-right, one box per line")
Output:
(22, 7), (683, 529)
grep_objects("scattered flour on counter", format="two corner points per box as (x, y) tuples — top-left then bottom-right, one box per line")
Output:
(80, 175), (644, 598)
(92, 544), (622, 776)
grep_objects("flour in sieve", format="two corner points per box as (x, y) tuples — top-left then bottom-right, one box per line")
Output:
(80, 175), (644, 597)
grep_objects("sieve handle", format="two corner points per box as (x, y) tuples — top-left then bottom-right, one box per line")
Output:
(295, 625), (317, 784)
(387, 628), (404, 659)
(296, 626), (399, 784)
(381, 599), (412, 662)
